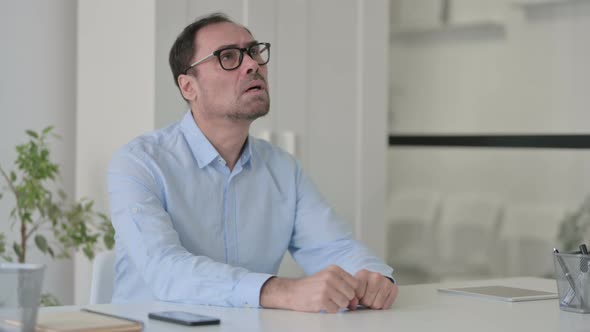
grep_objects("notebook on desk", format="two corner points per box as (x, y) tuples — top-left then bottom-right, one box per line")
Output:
(437, 285), (558, 302)
(5, 309), (143, 332)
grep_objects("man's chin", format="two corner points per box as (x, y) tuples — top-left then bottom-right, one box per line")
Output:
(227, 107), (269, 121)
(245, 110), (269, 120)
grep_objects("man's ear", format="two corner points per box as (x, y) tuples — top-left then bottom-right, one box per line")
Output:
(178, 74), (198, 101)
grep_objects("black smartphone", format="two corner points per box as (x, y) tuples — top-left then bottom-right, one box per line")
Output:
(148, 311), (220, 326)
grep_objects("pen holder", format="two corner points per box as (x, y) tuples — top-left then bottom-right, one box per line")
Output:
(0, 263), (45, 332)
(553, 252), (590, 313)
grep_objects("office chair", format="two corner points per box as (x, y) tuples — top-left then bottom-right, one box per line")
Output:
(501, 205), (564, 278)
(386, 189), (441, 283)
(435, 193), (504, 280)
(89, 250), (115, 304)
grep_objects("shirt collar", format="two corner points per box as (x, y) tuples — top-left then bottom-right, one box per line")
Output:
(180, 111), (253, 169)
(240, 137), (252, 167)
(181, 111), (220, 168)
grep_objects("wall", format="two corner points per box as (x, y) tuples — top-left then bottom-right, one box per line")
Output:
(0, 0), (77, 304)
(75, 0), (156, 304)
(154, 0), (189, 128)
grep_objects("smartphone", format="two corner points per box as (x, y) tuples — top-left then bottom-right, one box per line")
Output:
(148, 311), (220, 326)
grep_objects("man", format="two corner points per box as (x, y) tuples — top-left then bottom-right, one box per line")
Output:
(108, 13), (397, 313)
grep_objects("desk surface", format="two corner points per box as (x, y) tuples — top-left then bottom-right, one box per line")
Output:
(43, 277), (589, 332)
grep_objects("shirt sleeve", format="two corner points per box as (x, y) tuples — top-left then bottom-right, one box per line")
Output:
(108, 147), (273, 307)
(288, 161), (394, 280)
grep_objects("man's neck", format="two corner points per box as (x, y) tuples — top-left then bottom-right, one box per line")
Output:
(191, 110), (250, 171)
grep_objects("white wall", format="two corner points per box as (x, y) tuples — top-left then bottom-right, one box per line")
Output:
(0, 0), (77, 304)
(388, 0), (590, 266)
(75, 0), (156, 304)
(154, 0), (189, 128)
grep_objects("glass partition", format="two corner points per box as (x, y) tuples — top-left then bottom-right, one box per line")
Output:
(388, 0), (590, 284)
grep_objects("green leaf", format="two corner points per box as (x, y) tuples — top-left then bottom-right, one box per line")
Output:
(35, 235), (49, 253)
(46, 246), (55, 258)
(42, 126), (54, 135)
(9, 171), (16, 182)
(40, 293), (61, 307)
(0, 234), (5, 254)
(103, 233), (115, 250)
(25, 130), (38, 138)
(22, 212), (32, 223)
(61, 251), (71, 259)
(82, 246), (94, 260)
(12, 242), (22, 260)
(2, 255), (13, 262)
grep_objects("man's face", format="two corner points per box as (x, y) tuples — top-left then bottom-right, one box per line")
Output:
(189, 22), (270, 120)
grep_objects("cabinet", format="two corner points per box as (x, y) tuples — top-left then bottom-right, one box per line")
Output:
(391, 0), (504, 38)
(514, 0), (589, 6)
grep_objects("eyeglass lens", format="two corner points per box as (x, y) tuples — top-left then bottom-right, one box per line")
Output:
(218, 43), (269, 70)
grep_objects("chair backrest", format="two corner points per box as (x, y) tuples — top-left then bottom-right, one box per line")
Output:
(386, 190), (440, 258)
(89, 250), (116, 305)
(501, 205), (564, 277)
(437, 193), (504, 264)
(385, 189), (441, 276)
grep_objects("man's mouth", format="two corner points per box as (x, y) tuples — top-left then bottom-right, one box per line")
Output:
(243, 80), (266, 94)
(246, 85), (263, 92)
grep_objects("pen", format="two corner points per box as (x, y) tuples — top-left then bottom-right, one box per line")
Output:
(554, 248), (582, 306)
(580, 244), (589, 273)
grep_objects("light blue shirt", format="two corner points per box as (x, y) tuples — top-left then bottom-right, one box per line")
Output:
(108, 111), (393, 307)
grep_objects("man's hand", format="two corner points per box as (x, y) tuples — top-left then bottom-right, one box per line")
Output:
(353, 269), (398, 310)
(260, 265), (359, 313)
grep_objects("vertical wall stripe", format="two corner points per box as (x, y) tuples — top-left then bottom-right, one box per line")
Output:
(354, 0), (364, 239)
(305, 0), (312, 169)
(184, 0), (189, 23)
(242, 0), (249, 26)
(273, 0), (279, 132)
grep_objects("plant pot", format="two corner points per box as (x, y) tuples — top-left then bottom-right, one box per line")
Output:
(0, 263), (45, 332)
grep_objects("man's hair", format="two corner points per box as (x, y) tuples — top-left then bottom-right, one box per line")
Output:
(169, 13), (246, 88)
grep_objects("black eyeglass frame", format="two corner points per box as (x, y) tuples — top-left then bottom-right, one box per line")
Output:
(184, 42), (271, 73)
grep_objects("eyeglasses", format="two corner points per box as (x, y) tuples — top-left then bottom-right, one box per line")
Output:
(185, 42), (271, 73)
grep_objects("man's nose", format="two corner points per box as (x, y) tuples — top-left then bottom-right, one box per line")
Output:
(242, 53), (260, 74)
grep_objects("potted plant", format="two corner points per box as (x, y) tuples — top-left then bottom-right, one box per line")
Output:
(0, 127), (114, 305)
(558, 196), (590, 252)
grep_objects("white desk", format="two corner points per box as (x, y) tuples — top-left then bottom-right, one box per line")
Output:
(42, 277), (590, 332)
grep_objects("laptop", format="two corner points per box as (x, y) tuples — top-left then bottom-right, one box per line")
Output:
(437, 285), (558, 302)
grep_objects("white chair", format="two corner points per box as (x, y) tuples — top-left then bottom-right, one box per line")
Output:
(435, 193), (504, 280)
(89, 250), (116, 304)
(386, 189), (440, 283)
(500, 205), (564, 278)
